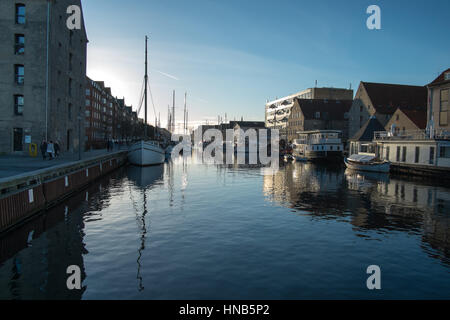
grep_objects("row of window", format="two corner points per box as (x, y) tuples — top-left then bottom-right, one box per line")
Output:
(385, 145), (449, 164)
(440, 89), (448, 126)
(12, 94), (75, 120)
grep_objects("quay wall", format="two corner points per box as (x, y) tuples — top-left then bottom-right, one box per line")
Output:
(0, 151), (128, 234)
(390, 163), (450, 180)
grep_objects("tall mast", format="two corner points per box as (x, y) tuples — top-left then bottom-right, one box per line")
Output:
(144, 36), (148, 138)
(184, 92), (187, 134)
(172, 90), (176, 133)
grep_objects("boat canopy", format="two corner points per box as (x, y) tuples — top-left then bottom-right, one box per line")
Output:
(348, 154), (376, 162)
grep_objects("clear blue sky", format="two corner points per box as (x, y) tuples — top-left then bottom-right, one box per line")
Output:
(82, 0), (449, 129)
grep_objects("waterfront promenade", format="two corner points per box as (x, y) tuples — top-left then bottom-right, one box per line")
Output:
(0, 147), (128, 179)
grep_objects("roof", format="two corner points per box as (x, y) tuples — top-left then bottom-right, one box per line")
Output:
(295, 99), (353, 120)
(427, 68), (450, 87)
(361, 82), (427, 115)
(351, 116), (385, 141)
(234, 121), (266, 128)
(399, 107), (427, 129)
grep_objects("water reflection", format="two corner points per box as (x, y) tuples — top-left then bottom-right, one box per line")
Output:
(264, 162), (450, 266)
(0, 158), (448, 299)
(127, 165), (164, 292)
(0, 168), (126, 299)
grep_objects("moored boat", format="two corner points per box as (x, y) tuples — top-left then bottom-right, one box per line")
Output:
(292, 130), (344, 162)
(344, 154), (390, 173)
(127, 36), (165, 166)
(129, 140), (165, 166)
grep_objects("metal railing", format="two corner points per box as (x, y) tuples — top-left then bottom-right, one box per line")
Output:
(374, 129), (450, 141)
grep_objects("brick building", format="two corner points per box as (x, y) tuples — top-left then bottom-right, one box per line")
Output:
(85, 77), (146, 149)
(287, 98), (353, 144)
(0, 0), (88, 154)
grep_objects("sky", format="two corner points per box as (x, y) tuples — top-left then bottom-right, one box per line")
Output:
(82, 0), (450, 130)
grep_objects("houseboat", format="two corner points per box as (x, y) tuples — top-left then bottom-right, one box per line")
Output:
(292, 130), (344, 162)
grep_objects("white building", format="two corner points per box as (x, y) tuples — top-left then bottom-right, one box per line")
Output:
(374, 129), (450, 176)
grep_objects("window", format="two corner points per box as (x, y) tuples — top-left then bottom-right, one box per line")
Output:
(13, 128), (23, 151)
(86, 89), (90, 96)
(15, 34), (25, 54)
(315, 112), (320, 119)
(15, 4), (26, 24)
(69, 53), (73, 71)
(440, 146), (450, 158)
(429, 147), (435, 165)
(360, 145), (368, 153)
(68, 78), (72, 96)
(440, 89), (448, 126)
(445, 73), (450, 81)
(402, 146), (407, 162)
(396, 114), (399, 121)
(68, 103), (72, 120)
(14, 95), (24, 115)
(396, 146), (401, 162)
(15, 64), (24, 84)
(86, 99), (90, 106)
(415, 147), (420, 163)
(386, 146), (390, 161)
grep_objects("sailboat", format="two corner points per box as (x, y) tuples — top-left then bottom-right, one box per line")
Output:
(128, 36), (165, 166)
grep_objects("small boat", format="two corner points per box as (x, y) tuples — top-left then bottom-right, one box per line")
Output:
(283, 154), (295, 162)
(129, 140), (165, 166)
(344, 154), (390, 173)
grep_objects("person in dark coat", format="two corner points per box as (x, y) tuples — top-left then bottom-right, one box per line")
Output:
(40, 140), (47, 160)
(54, 141), (60, 157)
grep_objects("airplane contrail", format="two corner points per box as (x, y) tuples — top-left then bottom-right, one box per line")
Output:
(154, 70), (179, 81)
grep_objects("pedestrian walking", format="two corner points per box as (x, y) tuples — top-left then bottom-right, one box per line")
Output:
(47, 140), (55, 160)
(40, 140), (47, 160)
(54, 141), (60, 158)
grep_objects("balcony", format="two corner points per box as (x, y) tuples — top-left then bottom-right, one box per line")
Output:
(374, 129), (450, 141)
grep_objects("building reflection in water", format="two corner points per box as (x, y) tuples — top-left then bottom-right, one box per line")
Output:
(263, 162), (450, 266)
(0, 168), (127, 299)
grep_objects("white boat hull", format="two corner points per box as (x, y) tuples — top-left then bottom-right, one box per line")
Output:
(344, 158), (390, 173)
(128, 141), (165, 166)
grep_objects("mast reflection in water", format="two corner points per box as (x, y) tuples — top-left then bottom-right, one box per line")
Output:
(0, 156), (449, 299)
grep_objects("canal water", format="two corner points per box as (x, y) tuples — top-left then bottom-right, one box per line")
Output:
(0, 155), (449, 299)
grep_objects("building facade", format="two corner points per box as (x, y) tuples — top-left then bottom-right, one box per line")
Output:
(374, 132), (450, 173)
(85, 78), (115, 149)
(0, 0), (88, 154)
(427, 68), (450, 131)
(287, 98), (353, 143)
(265, 87), (353, 142)
(384, 107), (427, 134)
(348, 82), (427, 139)
(85, 77), (147, 149)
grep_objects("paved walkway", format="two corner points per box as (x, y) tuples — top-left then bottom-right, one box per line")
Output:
(0, 147), (128, 179)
